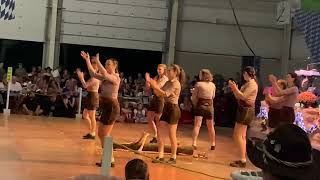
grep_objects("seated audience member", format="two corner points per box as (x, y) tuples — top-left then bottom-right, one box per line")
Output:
(179, 97), (193, 124)
(0, 62), (5, 81)
(0, 78), (5, 90)
(21, 92), (43, 116)
(15, 63), (27, 82)
(0, 86), (4, 108)
(121, 101), (132, 122)
(30, 66), (37, 77)
(61, 69), (70, 86)
(180, 97), (192, 112)
(52, 95), (68, 117)
(231, 124), (320, 180)
(133, 104), (147, 123)
(125, 159), (149, 180)
(11, 76), (23, 92)
(122, 84), (131, 97)
(38, 95), (55, 116)
(136, 73), (145, 86)
(62, 93), (76, 118)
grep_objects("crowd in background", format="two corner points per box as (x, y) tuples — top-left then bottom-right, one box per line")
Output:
(0, 61), (244, 127)
(0, 62), (80, 118)
(0, 62), (234, 124)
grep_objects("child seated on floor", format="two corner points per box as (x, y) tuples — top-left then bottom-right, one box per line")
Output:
(120, 101), (133, 122)
(21, 92), (43, 116)
(133, 103), (147, 123)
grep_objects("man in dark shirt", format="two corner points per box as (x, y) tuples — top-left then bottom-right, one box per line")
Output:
(0, 62), (5, 81)
(22, 92), (43, 116)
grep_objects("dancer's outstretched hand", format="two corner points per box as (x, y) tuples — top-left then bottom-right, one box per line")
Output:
(80, 51), (90, 61)
(95, 53), (100, 62)
(145, 73), (151, 82)
(228, 80), (237, 89)
(76, 69), (84, 80)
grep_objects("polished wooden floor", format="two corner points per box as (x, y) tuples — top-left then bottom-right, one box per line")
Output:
(0, 114), (259, 180)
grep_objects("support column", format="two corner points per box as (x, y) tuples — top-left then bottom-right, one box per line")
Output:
(42, 0), (58, 69)
(165, 0), (179, 65)
(53, 0), (63, 68)
(280, 18), (292, 77)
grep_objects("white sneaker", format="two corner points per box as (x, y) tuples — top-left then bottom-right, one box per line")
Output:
(231, 170), (263, 180)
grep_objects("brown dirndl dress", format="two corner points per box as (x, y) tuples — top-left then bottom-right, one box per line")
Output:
(194, 98), (214, 120)
(83, 91), (99, 110)
(148, 95), (165, 114)
(99, 97), (120, 125)
(236, 100), (255, 125)
(160, 103), (181, 125)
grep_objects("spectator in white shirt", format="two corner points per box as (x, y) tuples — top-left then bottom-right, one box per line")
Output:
(0, 81), (5, 89)
(11, 76), (22, 92)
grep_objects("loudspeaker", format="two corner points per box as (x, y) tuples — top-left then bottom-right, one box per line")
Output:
(242, 56), (261, 78)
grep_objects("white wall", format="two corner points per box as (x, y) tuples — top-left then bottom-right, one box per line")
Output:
(0, 0), (311, 79)
(0, 0), (47, 42)
(61, 0), (168, 51)
(175, 0), (310, 84)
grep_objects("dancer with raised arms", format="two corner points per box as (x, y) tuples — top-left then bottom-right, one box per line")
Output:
(77, 56), (100, 140)
(80, 51), (120, 167)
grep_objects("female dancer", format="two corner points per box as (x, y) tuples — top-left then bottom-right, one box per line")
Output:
(145, 64), (185, 164)
(269, 73), (299, 125)
(265, 80), (287, 129)
(137, 64), (168, 151)
(228, 66), (258, 168)
(191, 69), (216, 150)
(80, 51), (120, 167)
(77, 57), (100, 139)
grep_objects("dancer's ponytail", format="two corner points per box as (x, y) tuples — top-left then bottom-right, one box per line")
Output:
(171, 64), (185, 85)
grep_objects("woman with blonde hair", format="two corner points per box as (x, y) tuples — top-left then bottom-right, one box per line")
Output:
(80, 52), (120, 167)
(145, 64), (185, 164)
(146, 64), (168, 142)
(229, 66), (258, 168)
(137, 64), (168, 151)
(77, 56), (100, 140)
(191, 69), (216, 150)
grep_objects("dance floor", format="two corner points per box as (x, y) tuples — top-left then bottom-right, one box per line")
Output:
(0, 114), (259, 180)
